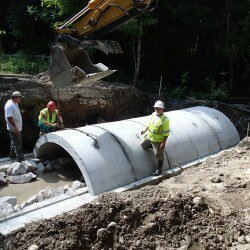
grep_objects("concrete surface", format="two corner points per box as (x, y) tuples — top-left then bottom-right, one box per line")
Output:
(34, 107), (240, 195)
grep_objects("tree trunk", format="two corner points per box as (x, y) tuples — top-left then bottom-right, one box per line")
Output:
(226, 0), (234, 94)
(132, 20), (143, 86)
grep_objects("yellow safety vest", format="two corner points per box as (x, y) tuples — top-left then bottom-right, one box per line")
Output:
(147, 112), (170, 142)
(38, 108), (58, 124)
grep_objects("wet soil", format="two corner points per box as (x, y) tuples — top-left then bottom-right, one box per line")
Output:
(1, 139), (249, 250)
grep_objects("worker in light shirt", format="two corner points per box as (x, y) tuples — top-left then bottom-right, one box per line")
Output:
(141, 100), (170, 176)
(4, 91), (24, 162)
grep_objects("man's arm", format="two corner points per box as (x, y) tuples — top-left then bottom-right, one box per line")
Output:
(57, 113), (65, 129)
(41, 113), (57, 127)
(141, 126), (149, 135)
(7, 117), (19, 133)
(141, 112), (155, 135)
(160, 136), (168, 150)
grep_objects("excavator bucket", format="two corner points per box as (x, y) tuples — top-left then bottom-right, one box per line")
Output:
(48, 45), (116, 87)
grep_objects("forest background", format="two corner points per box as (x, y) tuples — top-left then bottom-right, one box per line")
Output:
(0, 0), (249, 99)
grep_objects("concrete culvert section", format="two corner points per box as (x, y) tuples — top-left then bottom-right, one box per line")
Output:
(34, 106), (240, 196)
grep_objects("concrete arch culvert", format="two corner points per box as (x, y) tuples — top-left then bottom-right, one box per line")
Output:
(34, 106), (240, 195)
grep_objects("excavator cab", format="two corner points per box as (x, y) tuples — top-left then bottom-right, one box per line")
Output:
(48, 0), (158, 87)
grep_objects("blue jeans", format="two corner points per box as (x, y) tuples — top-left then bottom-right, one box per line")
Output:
(8, 131), (24, 161)
(38, 121), (55, 134)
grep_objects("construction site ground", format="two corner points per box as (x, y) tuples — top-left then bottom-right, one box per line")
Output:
(1, 138), (249, 250)
(0, 74), (250, 249)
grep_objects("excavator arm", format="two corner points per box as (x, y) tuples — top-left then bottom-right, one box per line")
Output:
(48, 0), (157, 86)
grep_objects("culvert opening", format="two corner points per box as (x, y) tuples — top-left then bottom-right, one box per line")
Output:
(36, 142), (84, 184)
(1, 142), (87, 205)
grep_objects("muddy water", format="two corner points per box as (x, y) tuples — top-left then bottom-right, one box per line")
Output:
(0, 169), (82, 204)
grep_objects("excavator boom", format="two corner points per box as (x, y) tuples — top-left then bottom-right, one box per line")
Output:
(48, 0), (157, 87)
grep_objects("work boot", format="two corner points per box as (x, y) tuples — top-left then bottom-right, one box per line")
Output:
(152, 161), (163, 176)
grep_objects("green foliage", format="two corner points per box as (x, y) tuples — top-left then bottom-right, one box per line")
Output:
(1, 0), (249, 96)
(190, 77), (229, 100)
(120, 13), (158, 37)
(137, 79), (161, 93)
(137, 71), (229, 101)
(205, 77), (229, 100)
(167, 71), (189, 99)
(27, 0), (85, 27)
(0, 53), (49, 74)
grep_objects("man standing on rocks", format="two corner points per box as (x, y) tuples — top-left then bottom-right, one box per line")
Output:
(4, 91), (24, 162)
(141, 100), (170, 176)
(38, 101), (64, 136)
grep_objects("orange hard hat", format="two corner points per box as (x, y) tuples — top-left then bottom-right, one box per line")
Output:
(47, 101), (56, 110)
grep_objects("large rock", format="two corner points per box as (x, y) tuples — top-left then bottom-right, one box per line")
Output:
(34, 162), (44, 176)
(0, 202), (15, 218)
(210, 176), (222, 183)
(65, 187), (78, 196)
(0, 196), (17, 218)
(28, 245), (39, 250)
(44, 163), (54, 173)
(63, 184), (70, 193)
(7, 162), (27, 176)
(53, 165), (65, 171)
(57, 157), (74, 167)
(235, 137), (249, 154)
(37, 187), (53, 202)
(20, 160), (37, 172)
(72, 180), (85, 190)
(21, 194), (38, 209)
(0, 172), (8, 186)
(0, 196), (17, 206)
(8, 173), (37, 184)
(0, 163), (10, 173)
(37, 187), (64, 202)
(76, 187), (88, 194)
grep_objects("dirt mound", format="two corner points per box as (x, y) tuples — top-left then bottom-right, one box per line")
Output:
(1, 194), (249, 250)
(2, 140), (250, 249)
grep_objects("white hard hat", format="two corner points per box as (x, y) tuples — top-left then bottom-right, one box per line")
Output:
(12, 91), (24, 98)
(153, 100), (164, 109)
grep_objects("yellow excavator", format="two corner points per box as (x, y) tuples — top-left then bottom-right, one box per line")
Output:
(48, 0), (157, 86)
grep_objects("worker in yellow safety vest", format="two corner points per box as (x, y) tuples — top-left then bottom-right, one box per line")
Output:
(141, 100), (170, 176)
(38, 101), (64, 136)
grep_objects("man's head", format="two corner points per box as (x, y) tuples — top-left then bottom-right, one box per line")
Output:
(47, 101), (56, 111)
(153, 100), (164, 115)
(11, 91), (23, 104)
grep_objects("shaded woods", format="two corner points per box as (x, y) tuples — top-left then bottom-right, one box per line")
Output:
(0, 0), (249, 97)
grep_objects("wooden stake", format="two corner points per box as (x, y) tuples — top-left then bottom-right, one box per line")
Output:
(158, 75), (162, 97)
